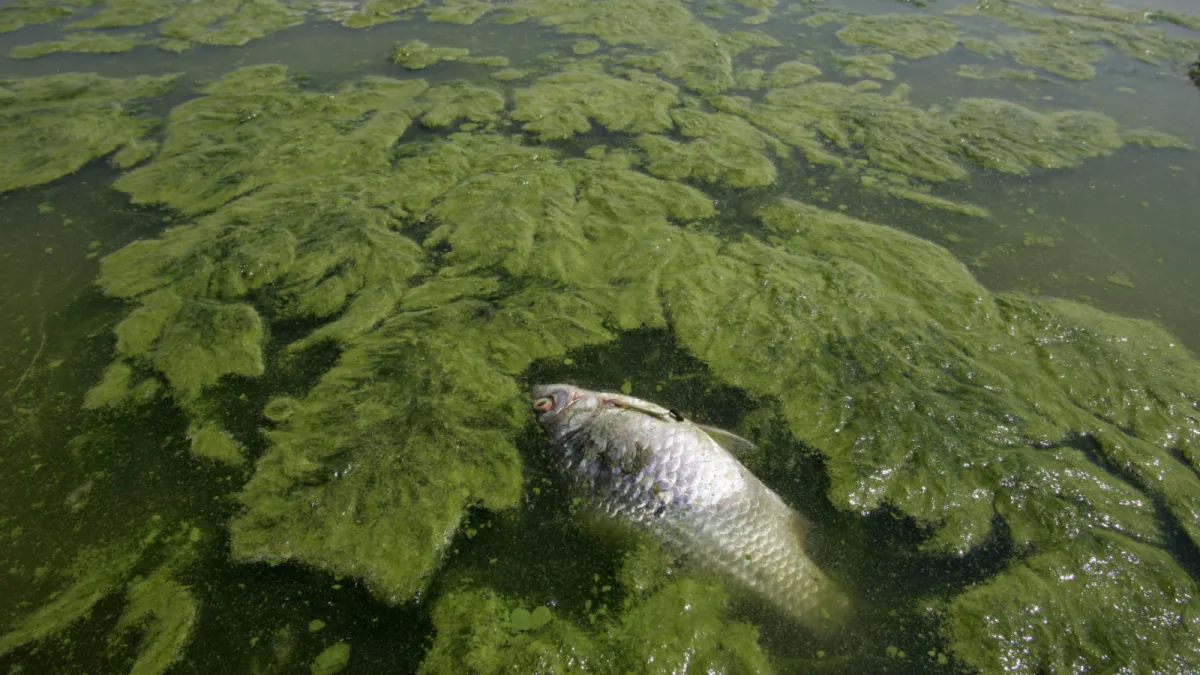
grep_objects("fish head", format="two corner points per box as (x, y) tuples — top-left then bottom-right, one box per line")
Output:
(530, 383), (600, 443)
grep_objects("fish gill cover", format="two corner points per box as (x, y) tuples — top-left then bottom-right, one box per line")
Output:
(1, 0), (1199, 673)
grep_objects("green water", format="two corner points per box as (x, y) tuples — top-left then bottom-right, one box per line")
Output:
(2, 0), (1199, 673)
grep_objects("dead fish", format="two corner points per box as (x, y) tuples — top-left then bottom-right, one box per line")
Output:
(531, 383), (849, 633)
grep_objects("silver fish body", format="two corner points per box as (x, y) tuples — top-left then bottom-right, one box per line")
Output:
(532, 383), (848, 632)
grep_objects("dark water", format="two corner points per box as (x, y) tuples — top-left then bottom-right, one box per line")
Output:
(2, 0), (1199, 673)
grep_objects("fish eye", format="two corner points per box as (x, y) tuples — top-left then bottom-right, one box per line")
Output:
(533, 396), (555, 413)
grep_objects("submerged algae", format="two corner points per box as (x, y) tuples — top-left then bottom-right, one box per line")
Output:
(0, 72), (178, 194)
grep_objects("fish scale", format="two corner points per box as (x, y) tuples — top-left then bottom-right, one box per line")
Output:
(533, 383), (849, 633)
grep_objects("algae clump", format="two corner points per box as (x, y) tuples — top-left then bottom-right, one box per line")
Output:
(392, 39), (470, 69)
(637, 107), (787, 188)
(9, 31), (145, 59)
(158, 0), (302, 47)
(511, 66), (679, 140)
(426, 0), (493, 24)
(836, 14), (960, 59)
(421, 555), (772, 673)
(999, 34), (1103, 80)
(0, 72), (178, 194)
(311, 642), (351, 675)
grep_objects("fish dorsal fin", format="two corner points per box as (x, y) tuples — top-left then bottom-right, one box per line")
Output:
(601, 393), (677, 421)
(696, 423), (758, 456)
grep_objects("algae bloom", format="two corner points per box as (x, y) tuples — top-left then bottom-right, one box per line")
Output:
(1, 0), (1200, 673)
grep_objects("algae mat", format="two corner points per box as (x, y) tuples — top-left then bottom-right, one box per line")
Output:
(2, 0), (1200, 674)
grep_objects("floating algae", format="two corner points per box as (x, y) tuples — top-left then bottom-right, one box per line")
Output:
(69, 0), (177, 30)
(944, 530), (1200, 675)
(1, 523), (199, 673)
(341, 0), (425, 27)
(636, 107), (787, 188)
(998, 34), (1103, 80)
(158, 0), (302, 47)
(0, 72), (178, 194)
(511, 65), (679, 140)
(955, 64), (1042, 81)
(426, 0), (493, 24)
(762, 60), (822, 87)
(9, 30), (145, 59)
(391, 39), (470, 69)
(419, 82), (505, 128)
(420, 550), (772, 673)
(37, 4), (1200, 670)
(835, 14), (960, 59)
(834, 52), (895, 81)
(310, 642), (351, 675)
(115, 569), (199, 675)
(0, 546), (140, 657)
(0, 4), (74, 35)
(507, 0), (745, 93)
(967, 0), (1200, 67)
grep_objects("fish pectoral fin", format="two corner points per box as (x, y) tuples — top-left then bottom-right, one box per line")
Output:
(789, 509), (811, 548)
(695, 423), (759, 456)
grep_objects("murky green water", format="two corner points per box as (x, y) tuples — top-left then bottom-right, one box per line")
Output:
(2, 0), (1199, 673)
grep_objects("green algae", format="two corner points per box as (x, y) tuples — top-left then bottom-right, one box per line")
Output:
(391, 39), (470, 68)
(0, 546), (139, 656)
(490, 68), (528, 81)
(955, 64), (1041, 81)
(637, 107), (786, 188)
(999, 34), (1103, 80)
(116, 569), (199, 675)
(880, 183), (991, 218)
(70, 0), (175, 29)
(216, 134), (711, 600)
(83, 362), (135, 409)
(663, 199), (1200, 556)
(426, 0), (493, 24)
(573, 39), (601, 55)
(943, 531), (1200, 674)
(511, 66), (679, 140)
(0, 72), (178, 194)
(961, 37), (1004, 57)
(159, 0), (302, 47)
(762, 60), (822, 87)
(112, 138), (159, 168)
(189, 420), (245, 466)
(9, 30), (145, 58)
(0, 4), (73, 35)
(311, 642), (351, 675)
(968, 0), (1200, 67)
(421, 555), (772, 673)
(834, 52), (895, 80)
(836, 14), (960, 59)
(509, 0), (740, 93)
(420, 82), (505, 128)
(342, 0), (423, 26)
(948, 98), (1130, 174)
